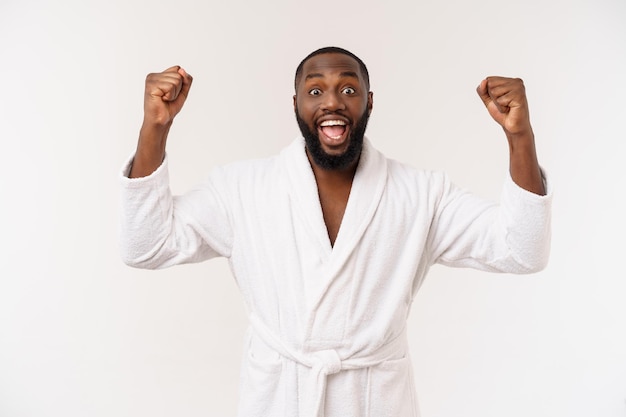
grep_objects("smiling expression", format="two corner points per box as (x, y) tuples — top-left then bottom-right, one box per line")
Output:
(294, 52), (373, 171)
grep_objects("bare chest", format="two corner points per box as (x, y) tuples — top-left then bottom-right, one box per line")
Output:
(317, 184), (351, 247)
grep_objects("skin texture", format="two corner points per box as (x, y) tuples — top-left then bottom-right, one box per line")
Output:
(130, 51), (545, 244)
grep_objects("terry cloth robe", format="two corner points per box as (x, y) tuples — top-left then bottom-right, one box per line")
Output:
(119, 137), (552, 417)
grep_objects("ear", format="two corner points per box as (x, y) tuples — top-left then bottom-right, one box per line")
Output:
(293, 94), (297, 112)
(367, 91), (374, 115)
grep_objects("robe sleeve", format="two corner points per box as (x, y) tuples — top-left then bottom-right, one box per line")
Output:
(119, 153), (233, 269)
(429, 169), (552, 274)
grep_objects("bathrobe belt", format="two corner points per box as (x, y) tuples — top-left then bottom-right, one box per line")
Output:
(249, 314), (408, 417)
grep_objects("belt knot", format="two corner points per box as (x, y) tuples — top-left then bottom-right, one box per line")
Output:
(311, 349), (342, 375)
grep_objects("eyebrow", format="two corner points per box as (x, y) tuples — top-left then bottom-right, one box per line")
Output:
(305, 71), (360, 82)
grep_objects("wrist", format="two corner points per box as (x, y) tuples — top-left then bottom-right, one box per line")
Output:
(139, 121), (171, 147)
(505, 127), (535, 148)
(140, 118), (172, 135)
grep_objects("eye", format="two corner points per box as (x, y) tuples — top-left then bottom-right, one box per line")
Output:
(308, 88), (322, 96)
(342, 87), (356, 95)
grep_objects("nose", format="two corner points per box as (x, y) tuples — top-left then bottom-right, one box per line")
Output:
(321, 90), (346, 112)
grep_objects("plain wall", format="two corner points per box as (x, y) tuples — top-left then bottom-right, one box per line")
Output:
(1, 0), (625, 416)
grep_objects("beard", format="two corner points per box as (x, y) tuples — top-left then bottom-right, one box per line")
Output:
(295, 108), (370, 171)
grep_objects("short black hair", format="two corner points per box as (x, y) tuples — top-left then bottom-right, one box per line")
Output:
(294, 46), (370, 92)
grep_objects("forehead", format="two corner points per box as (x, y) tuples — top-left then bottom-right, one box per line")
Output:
(300, 53), (363, 84)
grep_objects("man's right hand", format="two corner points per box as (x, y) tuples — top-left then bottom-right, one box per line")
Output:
(144, 66), (193, 127)
(129, 66), (193, 178)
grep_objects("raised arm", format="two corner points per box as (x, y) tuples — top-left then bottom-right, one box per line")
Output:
(129, 66), (193, 178)
(476, 77), (545, 196)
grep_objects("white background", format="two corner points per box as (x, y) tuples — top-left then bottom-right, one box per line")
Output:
(1, 0), (625, 416)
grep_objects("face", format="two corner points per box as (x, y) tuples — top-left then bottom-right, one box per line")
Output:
(294, 53), (373, 171)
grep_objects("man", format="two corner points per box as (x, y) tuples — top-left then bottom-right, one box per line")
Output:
(120, 47), (551, 417)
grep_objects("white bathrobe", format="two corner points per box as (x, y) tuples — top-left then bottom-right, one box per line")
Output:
(119, 137), (551, 417)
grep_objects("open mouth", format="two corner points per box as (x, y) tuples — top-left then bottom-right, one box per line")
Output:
(318, 119), (349, 146)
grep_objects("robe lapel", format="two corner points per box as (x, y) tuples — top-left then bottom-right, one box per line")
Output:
(283, 138), (334, 257)
(284, 137), (389, 317)
(330, 137), (388, 266)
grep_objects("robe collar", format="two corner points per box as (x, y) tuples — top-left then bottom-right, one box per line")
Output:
(282, 136), (388, 308)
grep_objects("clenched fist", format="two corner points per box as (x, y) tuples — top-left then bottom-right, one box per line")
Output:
(129, 66), (193, 178)
(144, 66), (193, 127)
(477, 77), (531, 138)
(477, 76), (545, 195)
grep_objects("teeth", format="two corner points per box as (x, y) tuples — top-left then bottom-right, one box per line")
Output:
(320, 120), (346, 127)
